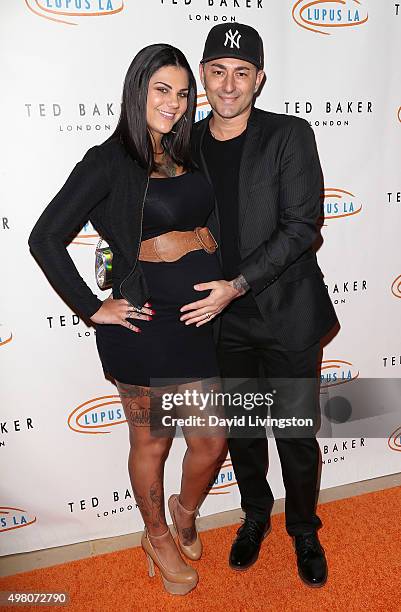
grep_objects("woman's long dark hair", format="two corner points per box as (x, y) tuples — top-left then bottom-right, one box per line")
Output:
(111, 44), (197, 173)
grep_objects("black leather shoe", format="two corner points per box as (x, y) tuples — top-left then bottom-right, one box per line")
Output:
(294, 532), (328, 587)
(229, 517), (271, 571)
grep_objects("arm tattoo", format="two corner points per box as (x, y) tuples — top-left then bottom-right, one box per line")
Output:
(231, 274), (250, 296)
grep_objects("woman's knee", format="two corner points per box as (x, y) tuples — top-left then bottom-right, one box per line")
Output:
(131, 436), (172, 461)
(187, 436), (227, 463)
(210, 437), (228, 463)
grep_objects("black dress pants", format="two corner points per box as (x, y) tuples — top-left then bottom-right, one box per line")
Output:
(217, 311), (322, 537)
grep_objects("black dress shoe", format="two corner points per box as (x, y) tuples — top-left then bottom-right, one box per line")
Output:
(294, 532), (328, 587)
(229, 517), (271, 571)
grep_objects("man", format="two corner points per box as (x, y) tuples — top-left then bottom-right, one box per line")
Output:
(180, 23), (338, 587)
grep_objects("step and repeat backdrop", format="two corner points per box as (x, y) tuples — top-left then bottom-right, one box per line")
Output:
(1, 1), (400, 555)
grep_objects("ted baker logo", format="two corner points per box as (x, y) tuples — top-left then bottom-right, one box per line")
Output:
(24, 101), (116, 134)
(71, 221), (99, 246)
(320, 360), (359, 388)
(68, 395), (125, 434)
(209, 456), (237, 495)
(25, 0), (124, 26)
(391, 275), (401, 298)
(159, 1), (264, 24)
(0, 506), (37, 533)
(284, 99), (373, 129)
(292, 0), (368, 35)
(388, 426), (401, 452)
(323, 188), (362, 221)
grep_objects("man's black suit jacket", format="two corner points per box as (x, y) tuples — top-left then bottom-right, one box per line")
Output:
(192, 107), (338, 351)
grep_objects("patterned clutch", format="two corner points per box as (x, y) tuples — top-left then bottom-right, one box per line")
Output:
(95, 238), (113, 290)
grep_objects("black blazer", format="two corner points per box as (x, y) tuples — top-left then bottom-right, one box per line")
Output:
(28, 138), (152, 320)
(192, 107), (338, 351)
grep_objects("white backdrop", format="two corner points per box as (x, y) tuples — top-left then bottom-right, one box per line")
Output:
(1, 0), (400, 555)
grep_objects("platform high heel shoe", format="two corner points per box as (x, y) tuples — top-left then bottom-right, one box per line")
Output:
(141, 528), (198, 596)
(168, 494), (203, 561)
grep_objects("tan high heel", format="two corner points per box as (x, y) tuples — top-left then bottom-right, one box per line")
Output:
(168, 494), (203, 561)
(141, 528), (198, 596)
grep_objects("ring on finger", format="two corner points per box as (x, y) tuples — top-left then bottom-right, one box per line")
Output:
(128, 307), (141, 316)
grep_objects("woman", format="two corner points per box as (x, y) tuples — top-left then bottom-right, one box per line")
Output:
(28, 44), (227, 596)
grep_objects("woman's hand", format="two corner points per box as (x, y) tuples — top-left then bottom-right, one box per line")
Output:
(90, 296), (154, 333)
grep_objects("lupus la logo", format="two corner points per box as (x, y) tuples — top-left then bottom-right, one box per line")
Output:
(0, 506), (37, 532)
(320, 359), (359, 389)
(322, 188), (362, 221)
(388, 426), (401, 452)
(0, 324), (13, 347)
(71, 221), (99, 246)
(196, 92), (212, 123)
(209, 456), (237, 495)
(68, 395), (125, 434)
(25, 0), (124, 26)
(292, 0), (368, 35)
(391, 275), (401, 298)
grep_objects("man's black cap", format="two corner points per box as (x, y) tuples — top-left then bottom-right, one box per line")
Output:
(201, 23), (264, 70)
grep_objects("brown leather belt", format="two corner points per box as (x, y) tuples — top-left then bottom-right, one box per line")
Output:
(139, 227), (218, 263)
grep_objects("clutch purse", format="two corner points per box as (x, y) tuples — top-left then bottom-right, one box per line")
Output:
(95, 238), (113, 289)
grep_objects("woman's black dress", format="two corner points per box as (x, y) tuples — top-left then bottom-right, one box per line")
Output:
(95, 170), (222, 386)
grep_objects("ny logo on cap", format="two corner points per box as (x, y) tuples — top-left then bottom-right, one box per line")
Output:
(224, 29), (241, 50)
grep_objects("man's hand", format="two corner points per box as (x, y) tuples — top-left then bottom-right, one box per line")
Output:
(180, 275), (250, 327)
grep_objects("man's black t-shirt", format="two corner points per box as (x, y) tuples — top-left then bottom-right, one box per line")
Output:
(203, 125), (261, 317)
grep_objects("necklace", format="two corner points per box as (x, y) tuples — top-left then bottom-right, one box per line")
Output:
(154, 151), (177, 178)
(161, 153), (177, 177)
(209, 124), (247, 141)
(209, 127), (219, 140)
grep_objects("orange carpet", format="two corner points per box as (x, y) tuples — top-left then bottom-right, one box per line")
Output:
(1, 486), (400, 612)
